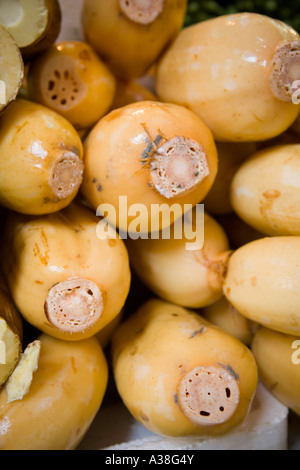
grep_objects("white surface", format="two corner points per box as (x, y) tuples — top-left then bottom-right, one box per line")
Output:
(57, 0), (84, 42)
(77, 382), (289, 451)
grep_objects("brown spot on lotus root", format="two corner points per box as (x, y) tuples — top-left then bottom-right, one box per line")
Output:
(263, 189), (281, 199)
(79, 49), (91, 60)
(189, 327), (206, 338)
(129, 346), (138, 356)
(140, 413), (150, 422)
(269, 381), (279, 392)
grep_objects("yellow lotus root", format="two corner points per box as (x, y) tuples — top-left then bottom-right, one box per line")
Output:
(126, 212), (231, 309)
(81, 0), (187, 80)
(231, 144), (300, 236)
(0, 99), (84, 215)
(224, 236), (300, 336)
(252, 327), (300, 416)
(1, 203), (131, 341)
(112, 298), (258, 438)
(81, 100), (218, 234)
(27, 41), (116, 130)
(156, 12), (300, 142)
(0, 334), (108, 450)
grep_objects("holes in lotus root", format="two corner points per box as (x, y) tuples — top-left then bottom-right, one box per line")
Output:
(270, 40), (300, 102)
(177, 365), (240, 426)
(42, 56), (87, 110)
(119, 0), (165, 25)
(45, 279), (104, 333)
(150, 136), (210, 199)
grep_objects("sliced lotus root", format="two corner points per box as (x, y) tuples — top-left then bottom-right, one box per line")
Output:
(0, 25), (24, 113)
(49, 151), (84, 199)
(119, 0), (165, 25)
(177, 365), (240, 426)
(40, 54), (87, 111)
(0, 0), (61, 61)
(269, 40), (300, 102)
(45, 279), (104, 334)
(0, 0), (49, 48)
(150, 136), (210, 199)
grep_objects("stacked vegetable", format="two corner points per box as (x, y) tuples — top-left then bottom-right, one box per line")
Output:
(0, 0), (299, 450)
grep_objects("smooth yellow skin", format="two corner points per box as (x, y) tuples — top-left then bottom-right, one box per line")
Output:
(81, 0), (187, 81)
(203, 141), (258, 215)
(224, 237), (300, 336)
(126, 212), (231, 309)
(231, 144), (300, 236)
(0, 334), (108, 450)
(1, 203), (131, 341)
(252, 327), (300, 416)
(156, 13), (300, 142)
(0, 98), (83, 215)
(82, 101), (218, 234)
(202, 297), (258, 346)
(27, 41), (116, 130)
(112, 298), (258, 438)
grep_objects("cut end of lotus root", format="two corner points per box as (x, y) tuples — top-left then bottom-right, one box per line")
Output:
(270, 40), (300, 102)
(49, 151), (84, 199)
(41, 54), (88, 112)
(150, 136), (210, 199)
(119, 0), (165, 25)
(45, 279), (103, 334)
(177, 365), (240, 426)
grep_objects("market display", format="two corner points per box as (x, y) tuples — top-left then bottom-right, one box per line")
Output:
(0, 0), (299, 451)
